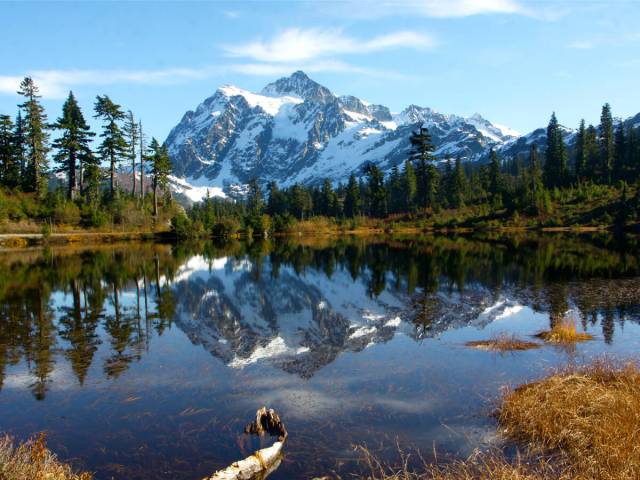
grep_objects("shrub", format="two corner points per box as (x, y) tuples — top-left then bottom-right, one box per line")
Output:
(52, 201), (81, 225)
(81, 206), (109, 228)
(212, 217), (241, 238)
(272, 213), (295, 232)
(244, 213), (272, 236)
(170, 213), (193, 239)
(0, 433), (92, 480)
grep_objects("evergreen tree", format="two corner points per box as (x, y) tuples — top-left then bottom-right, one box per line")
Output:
(52, 92), (94, 199)
(488, 149), (503, 206)
(289, 183), (312, 219)
(326, 179), (340, 216)
(600, 103), (615, 183)
(17, 77), (49, 196)
(449, 156), (466, 209)
(82, 150), (102, 205)
(123, 111), (139, 196)
(12, 112), (27, 182)
(266, 181), (284, 216)
(148, 138), (172, 217)
(0, 115), (19, 188)
(138, 120), (146, 200)
(94, 95), (127, 197)
(543, 112), (568, 187)
(402, 159), (417, 212)
(387, 164), (404, 213)
(575, 119), (588, 182)
(246, 178), (264, 215)
(409, 125), (437, 209)
(366, 164), (387, 218)
(585, 124), (599, 181)
(344, 174), (361, 218)
(627, 127), (639, 182)
(528, 143), (545, 212)
(614, 123), (626, 181)
(442, 156), (453, 208)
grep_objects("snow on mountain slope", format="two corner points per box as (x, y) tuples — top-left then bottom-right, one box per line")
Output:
(165, 71), (520, 201)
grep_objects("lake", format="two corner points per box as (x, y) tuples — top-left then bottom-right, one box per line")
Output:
(0, 234), (639, 479)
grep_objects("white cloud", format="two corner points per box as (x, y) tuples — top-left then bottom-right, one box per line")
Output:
(228, 60), (410, 80)
(568, 40), (594, 50)
(332, 0), (565, 21)
(0, 67), (209, 99)
(408, 0), (527, 18)
(224, 28), (435, 63)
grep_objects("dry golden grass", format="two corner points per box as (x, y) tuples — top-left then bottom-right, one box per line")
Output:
(534, 318), (593, 344)
(356, 447), (570, 480)
(498, 359), (640, 480)
(465, 333), (541, 352)
(0, 433), (92, 480)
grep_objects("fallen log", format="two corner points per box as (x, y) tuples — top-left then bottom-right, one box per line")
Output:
(205, 407), (288, 480)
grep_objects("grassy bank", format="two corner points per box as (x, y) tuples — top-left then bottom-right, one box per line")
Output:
(0, 434), (92, 480)
(362, 359), (640, 480)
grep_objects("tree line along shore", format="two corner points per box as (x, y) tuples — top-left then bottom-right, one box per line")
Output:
(1, 77), (639, 239)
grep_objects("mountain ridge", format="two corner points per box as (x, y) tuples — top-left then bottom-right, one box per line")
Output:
(164, 71), (634, 203)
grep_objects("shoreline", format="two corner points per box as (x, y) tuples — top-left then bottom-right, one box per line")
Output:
(0, 223), (625, 248)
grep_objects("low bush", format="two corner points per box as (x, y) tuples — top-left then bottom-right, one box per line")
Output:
(212, 217), (241, 238)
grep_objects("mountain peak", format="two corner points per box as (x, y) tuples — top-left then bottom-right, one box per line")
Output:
(261, 71), (334, 103)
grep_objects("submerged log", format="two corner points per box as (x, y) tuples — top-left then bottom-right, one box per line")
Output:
(205, 407), (288, 480)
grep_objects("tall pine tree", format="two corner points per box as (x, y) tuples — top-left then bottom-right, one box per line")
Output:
(53, 92), (94, 199)
(409, 124), (437, 209)
(585, 124), (599, 181)
(449, 156), (466, 209)
(149, 138), (172, 217)
(387, 164), (404, 214)
(12, 112), (27, 183)
(0, 115), (19, 188)
(124, 111), (138, 196)
(344, 174), (361, 218)
(543, 112), (568, 187)
(613, 123), (626, 181)
(17, 77), (49, 196)
(402, 159), (417, 212)
(600, 103), (614, 183)
(575, 119), (587, 183)
(138, 120), (146, 200)
(94, 95), (127, 197)
(366, 163), (387, 218)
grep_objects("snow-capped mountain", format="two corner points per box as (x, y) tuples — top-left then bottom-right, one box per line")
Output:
(165, 71), (519, 200)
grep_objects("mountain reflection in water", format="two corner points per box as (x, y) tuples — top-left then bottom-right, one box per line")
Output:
(0, 234), (639, 479)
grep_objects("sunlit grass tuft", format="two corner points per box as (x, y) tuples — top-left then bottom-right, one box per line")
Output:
(498, 359), (640, 480)
(465, 333), (541, 352)
(0, 433), (92, 480)
(356, 446), (569, 479)
(534, 318), (593, 344)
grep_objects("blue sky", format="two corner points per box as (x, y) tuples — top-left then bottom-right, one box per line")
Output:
(0, 0), (639, 140)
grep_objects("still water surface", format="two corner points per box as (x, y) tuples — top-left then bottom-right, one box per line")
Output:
(0, 234), (639, 479)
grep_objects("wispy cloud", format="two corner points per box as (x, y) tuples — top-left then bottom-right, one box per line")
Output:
(568, 40), (594, 50)
(0, 67), (209, 98)
(224, 28), (435, 64)
(407, 0), (527, 18)
(229, 60), (411, 80)
(332, 0), (566, 21)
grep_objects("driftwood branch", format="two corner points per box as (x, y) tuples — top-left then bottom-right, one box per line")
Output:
(205, 407), (287, 480)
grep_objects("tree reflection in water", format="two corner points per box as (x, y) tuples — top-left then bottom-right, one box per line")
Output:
(0, 233), (639, 398)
